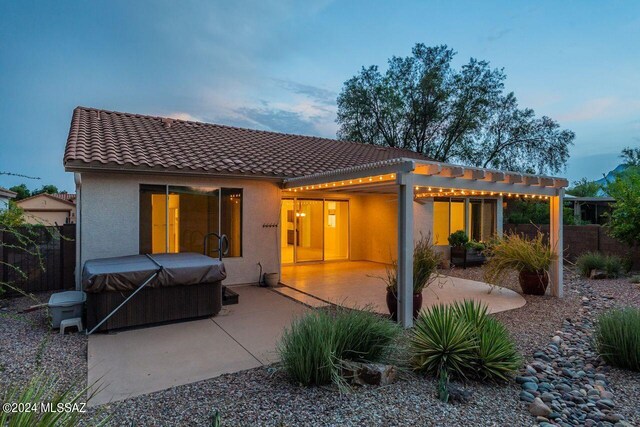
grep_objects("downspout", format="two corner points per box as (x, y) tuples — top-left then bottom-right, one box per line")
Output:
(74, 172), (82, 290)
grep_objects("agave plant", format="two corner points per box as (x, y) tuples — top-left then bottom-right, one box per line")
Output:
(409, 304), (477, 379)
(410, 300), (521, 390)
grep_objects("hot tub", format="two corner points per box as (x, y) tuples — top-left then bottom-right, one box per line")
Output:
(82, 253), (226, 332)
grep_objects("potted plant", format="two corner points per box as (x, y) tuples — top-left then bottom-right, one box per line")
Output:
(382, 234), (441, 320)
(448, 231), (486, 268)
(483, 232), (558, 295)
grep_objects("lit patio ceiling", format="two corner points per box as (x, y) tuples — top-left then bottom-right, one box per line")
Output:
(282, 158), (569, 198)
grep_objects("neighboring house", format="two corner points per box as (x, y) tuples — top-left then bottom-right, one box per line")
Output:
(564, 195), (615, 225)
(0, 186), (17, 209)
(64, 107), (568, 326)
(16, 193), (76, 225)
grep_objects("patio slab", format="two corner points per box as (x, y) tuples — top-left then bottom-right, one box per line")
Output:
(281, 261), (526, 315)
(88, 285), (307, 405)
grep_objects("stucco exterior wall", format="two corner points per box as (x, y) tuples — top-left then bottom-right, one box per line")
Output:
(78, 172), (281, 286)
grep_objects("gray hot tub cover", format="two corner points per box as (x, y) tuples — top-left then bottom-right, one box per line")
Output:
(82, 253), (226, 293)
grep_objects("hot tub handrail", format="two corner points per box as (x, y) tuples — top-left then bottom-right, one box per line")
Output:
(203, 232), (229, 261)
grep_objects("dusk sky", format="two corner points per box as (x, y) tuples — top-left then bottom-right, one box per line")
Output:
(1, 1), (639, 192)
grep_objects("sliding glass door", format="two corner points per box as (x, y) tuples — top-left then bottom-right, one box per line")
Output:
(280, 198), (349, 264)
(296, 199), (324, 262)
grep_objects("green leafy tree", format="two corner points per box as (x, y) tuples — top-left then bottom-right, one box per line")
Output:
(9, 183), (31, 200)
(566, 178), (602, 197)
(0, 201), (25, 227)
(336, 43), (574, 174)
(604, 166), (640, 246)
(33, 184), (59, 195)
(621, 146), (640, 166)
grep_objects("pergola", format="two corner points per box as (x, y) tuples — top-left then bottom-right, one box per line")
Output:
(283, 158), (568, 328)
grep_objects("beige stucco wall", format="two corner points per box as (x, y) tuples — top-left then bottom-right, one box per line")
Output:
(17, 195), (75, 225)
(296, 192), (434, 265)
(78, 172), (282, 286)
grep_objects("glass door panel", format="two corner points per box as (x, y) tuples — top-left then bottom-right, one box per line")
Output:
(324, 200), (349, 260)
(295, 199), (323, 262)
(280, 199), (295, 264)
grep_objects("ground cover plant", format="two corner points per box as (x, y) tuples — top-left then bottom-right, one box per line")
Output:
(575, 252), (624, 278)
(278, 308), (401, 387)
(595, 307), (640, 372)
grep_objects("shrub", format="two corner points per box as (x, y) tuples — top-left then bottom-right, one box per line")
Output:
(0, 373), (108, 426)
(483, 232), (557, 286)
(595, 308), (640, 371)
(410, 300), (521, 383)
(575, 252), (606, 277)
(448, 230), (469, 247)
(630, 275), (640, 284)
(466, 240), (486, 252)
(604, 255), (624, 278)
(278, 308), (401, 387)
(575, 252), (624, 278)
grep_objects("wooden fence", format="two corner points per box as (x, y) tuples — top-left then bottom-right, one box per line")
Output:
(504, 224), (640, 269)
(0, 224), (75, 293)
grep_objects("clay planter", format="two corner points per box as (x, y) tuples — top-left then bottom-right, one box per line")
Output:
(518, 269), (549, 295)
(386, 290), (423, 321)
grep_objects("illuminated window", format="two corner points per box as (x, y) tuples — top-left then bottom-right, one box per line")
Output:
(139, 185), (242, 257)
(433, 199), (466, 245)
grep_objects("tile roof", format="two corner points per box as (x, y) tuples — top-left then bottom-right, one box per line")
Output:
(0, 186), (17, 198)
(64, 107), (430, 178)
(17, 193), (76, 206)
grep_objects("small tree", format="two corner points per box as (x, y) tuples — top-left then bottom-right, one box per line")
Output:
(604, 166), (640, 246)
(566, 178), (601, 197)
(9, 183), (31, 200)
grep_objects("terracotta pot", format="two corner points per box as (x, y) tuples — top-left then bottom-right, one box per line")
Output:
(518, 270), (549, 295)
(386, 290), (423, 321)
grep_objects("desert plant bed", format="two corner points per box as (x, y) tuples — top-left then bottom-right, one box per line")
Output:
(1, 276), (638, 426)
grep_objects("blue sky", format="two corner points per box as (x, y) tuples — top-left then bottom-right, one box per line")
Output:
(1, 1), (638, 192)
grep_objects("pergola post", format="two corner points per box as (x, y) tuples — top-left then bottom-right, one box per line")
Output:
(549, 189), (564, 297)
(496, 196), (504, 238)
(397, 172), (414, 328)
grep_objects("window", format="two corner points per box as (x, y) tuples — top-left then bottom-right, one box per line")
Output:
(433, 198), (497, 245)
(139, 185), (242, 257)
(433, 199), (465, 245)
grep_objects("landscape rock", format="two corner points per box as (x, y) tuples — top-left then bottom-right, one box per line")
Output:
(529, 398), (553, 417)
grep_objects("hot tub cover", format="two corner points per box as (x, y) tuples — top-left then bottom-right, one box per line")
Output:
(82, 253), (226, 293)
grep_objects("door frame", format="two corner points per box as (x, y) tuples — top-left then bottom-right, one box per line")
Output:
(280, 197), (350, 265)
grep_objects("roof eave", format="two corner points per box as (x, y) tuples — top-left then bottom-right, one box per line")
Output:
(64, 161), (288, 182)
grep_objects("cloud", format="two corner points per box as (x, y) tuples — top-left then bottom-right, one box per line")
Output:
(558, 98), (640, 123)
(274, 79), (337, 106)
(166, 112), (204, 122)
(234, 97), (338, 137)
(558, 97), (617, 122)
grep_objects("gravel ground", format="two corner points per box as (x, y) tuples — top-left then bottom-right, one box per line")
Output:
(2, 271), (639, 427)
(86, 367), (532, 427)
(0, 291), (87, 393)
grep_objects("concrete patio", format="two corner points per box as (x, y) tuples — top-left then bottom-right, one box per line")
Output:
(87, 285), (308, 405)
(281, 261), (526, 314)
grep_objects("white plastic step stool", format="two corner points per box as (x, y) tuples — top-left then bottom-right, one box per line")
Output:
(60, 317), (83, 334)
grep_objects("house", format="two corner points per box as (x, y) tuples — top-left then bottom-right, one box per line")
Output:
(64, 106), (568, 327)
(565, 194), (615, 225)
(16, 193), (76, 225)
(0, 186), (17, 209)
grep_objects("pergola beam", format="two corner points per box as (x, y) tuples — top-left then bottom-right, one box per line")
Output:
(413, 174), (560, 197)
